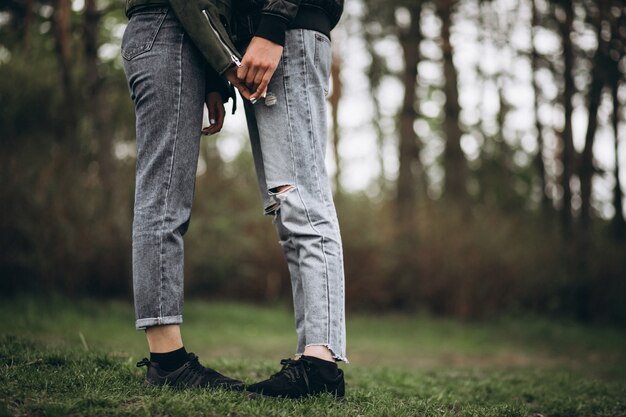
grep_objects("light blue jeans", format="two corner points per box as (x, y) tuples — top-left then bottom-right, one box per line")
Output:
(243, 29), (347, 362)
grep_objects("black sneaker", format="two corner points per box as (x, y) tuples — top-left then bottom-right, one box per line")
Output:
(246, 356), (345, 399)
(136, 352), (245, 391)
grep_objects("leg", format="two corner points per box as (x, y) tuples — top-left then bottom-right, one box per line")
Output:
(122, 8), (244, 391)
(244, 29), (347, 363)
(243, 106), (307, 357)
(145, 325), (182, 353)
(123, 8), (204, 339)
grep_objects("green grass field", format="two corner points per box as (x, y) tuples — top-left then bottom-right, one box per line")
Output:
(1, 297), (625, 416)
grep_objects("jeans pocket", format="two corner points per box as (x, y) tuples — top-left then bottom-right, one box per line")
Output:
(314, 32), (331, 96)
(121, 10), (168, 61)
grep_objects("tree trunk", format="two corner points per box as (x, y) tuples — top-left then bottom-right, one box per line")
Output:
(608, 1), (626, 241)
(579, 2), (609, 231)
(391, 3), (423, 309)
(531, 0), (550, 213)
(23, 0), (34, 53)
(610, 77), (625, 240)
(396, 3), (423, 232)
(437, 0), (466, 199)
(83, 0), (117, 216)
(556, 0), (575, 237)
(372, 88), (389, 196)
(51, 0), (76, 139)
(363, 24), (389, 196)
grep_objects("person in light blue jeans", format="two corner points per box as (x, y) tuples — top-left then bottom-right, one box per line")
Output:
(233, 0), (348, 394)
(239, 31), (347, 364)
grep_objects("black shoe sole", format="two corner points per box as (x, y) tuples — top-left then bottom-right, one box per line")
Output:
(245, 390), (345, 401)
(144, 378), (245, 392)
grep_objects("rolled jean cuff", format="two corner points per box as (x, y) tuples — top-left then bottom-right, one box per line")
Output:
(135, 315), (183, 330)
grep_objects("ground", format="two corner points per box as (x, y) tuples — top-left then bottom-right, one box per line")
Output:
(1, 297), (625, 416)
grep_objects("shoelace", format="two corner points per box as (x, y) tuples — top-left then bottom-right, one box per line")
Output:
(272, 359), (310, 389)
(186, 354), (199, 368)
(176, 354), (208, 386)
(136, 354), (226, 387)
(136, 356), (198, 371)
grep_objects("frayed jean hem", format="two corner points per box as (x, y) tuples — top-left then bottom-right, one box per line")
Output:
(299, 343), (349, 363)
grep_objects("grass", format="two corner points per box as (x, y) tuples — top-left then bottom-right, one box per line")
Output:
(1, 297), (625, 416)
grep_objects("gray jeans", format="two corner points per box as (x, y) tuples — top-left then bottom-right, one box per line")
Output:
(122, 9), (347, 362)
(122, 8), (204, 329)
(243, 29), (347, 362)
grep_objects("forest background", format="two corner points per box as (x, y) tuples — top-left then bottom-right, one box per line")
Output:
(1, 0), (625, 324)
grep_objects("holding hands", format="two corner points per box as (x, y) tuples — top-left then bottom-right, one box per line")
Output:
(225, 37), (283, 102)
(203, 36), (283, 135)
(235, 36), (283, 102)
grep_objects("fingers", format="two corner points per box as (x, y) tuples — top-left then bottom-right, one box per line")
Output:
(252, 69), (264, 94)
(238, 58), (259, 100)
(201, 125), (217, 136)
(202, 93), (226, 136)
(245, 66), (259, 89)
(241, 60), (268, 101)
(236, 64), (249, 85)
(235, 37), (284, 102)
(233, 78), (253, 101)
(226, 68), (252, 101)
(213, 100), (225, 131)
(207, 98), (217, 126)
(254, 73), (272, 100)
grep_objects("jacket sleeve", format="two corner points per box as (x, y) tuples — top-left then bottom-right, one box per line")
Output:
(205, 64), (233, 104)
(168, 0), (242, 75)
(255, 0), (302, 46)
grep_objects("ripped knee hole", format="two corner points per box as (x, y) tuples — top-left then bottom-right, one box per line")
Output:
(264, 184), (296, 216)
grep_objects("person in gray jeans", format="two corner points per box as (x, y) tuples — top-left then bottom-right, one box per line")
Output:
(122, 3), (250, 390)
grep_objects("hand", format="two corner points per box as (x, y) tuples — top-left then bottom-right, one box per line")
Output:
(224, 67), (253, 101)
(201, 92), (225, 136)
(237, 36), (283, 101)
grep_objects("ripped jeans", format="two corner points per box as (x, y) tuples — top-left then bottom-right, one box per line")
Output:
(243, 29), (347, 362)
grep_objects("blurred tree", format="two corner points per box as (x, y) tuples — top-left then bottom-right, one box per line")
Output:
(532, 0), (552, 214)
(51, 0), (77, 139)
(362, 14), (391, 195)
(579, 0), (610, 232)
(610, 78), (625, 240)
(474, 0), (526, 210)
(608, 1), (625, 240)
(436, 0), (466, 199)
(396, 2), (423, 232)
(554, 0), (575, 237)
(363, 0), (425, 226)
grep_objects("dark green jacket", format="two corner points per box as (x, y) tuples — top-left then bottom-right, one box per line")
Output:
(125, 0), (241, 76)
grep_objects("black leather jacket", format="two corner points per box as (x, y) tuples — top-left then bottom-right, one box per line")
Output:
(124, 0), (343, 94)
